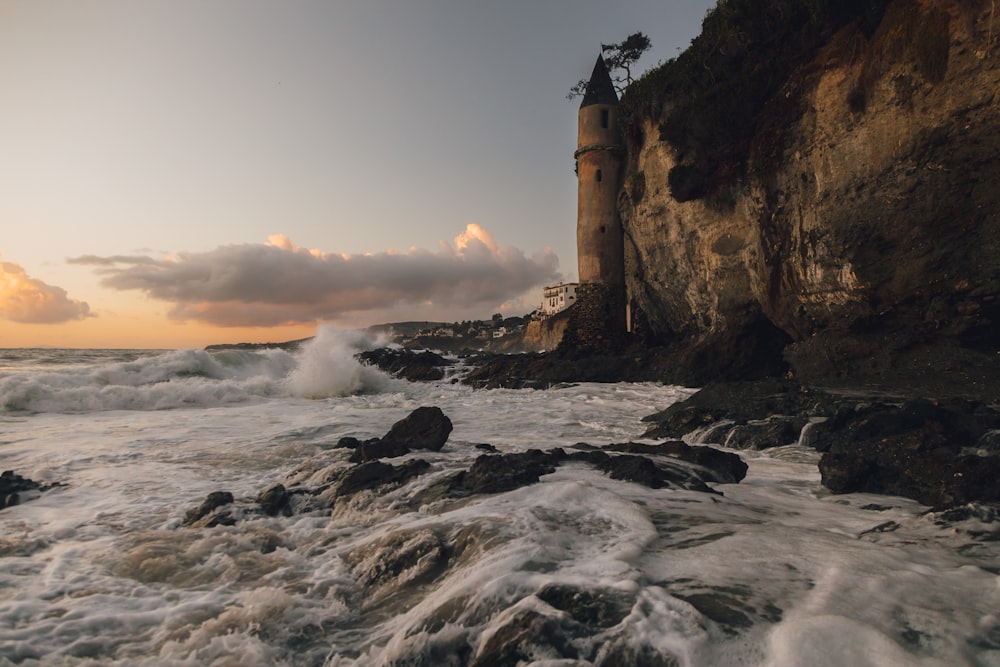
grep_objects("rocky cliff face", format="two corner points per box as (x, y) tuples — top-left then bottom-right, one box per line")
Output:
(621, 0), (999, 386)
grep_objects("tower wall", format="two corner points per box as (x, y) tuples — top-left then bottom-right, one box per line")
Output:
(573, 102), (627, 350)
(576, 103), (625, 286)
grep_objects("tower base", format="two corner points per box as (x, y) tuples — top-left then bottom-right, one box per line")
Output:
(559, 282), (627, 353)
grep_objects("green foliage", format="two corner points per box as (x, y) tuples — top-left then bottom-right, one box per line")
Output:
(602, 32), (653, 88)
(619, 0), (892, 201)
(568, 31), (652, 99)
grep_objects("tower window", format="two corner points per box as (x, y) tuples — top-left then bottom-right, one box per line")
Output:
(601, 109), (609, 128)
(600, 225), (606, 234)
(596, 169), (602, 182)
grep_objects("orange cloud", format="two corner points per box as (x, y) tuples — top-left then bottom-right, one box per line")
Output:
(0, 259), (93, 324)
(70, 225), (560, 327)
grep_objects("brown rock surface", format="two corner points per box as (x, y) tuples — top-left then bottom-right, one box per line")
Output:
(620, 0), (1000, 386)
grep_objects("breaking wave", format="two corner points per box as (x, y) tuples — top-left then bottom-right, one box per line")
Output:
(0, 327), (391, 413)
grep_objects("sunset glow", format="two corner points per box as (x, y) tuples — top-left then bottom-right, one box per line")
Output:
(0, 0), (713, 349)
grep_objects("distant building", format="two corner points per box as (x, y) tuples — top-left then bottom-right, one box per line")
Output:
(492, 327), (507, 338)
(541, 282), (579, 316)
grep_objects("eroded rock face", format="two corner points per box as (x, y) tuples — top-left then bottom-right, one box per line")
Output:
(621, 0), (1000, 384)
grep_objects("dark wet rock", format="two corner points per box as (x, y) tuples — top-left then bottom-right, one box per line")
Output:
(972, 430), (1000, 454)
(669, 583), (782, 638)
(860, 504), (894, 512)
(336, 459), (431, 498)
(642, 379), (1000, 507)
(449, 450), (563, 496)
(381, 406), (453, 452)
(536, 585), (633, 629)
(339, 406), (452, 462)
(469, 610), (578, 666)
(0, 470), (49, 510)
(724, 417), (804, 450)
(933, 503), (1000, 526)
(808, 398), (1000, 454)
(460, 344), (718, 389)
(358, 348), (451, 382)
(183, 491), (234, 527)
(859, 521), (900, 537)
(596, 643), (680, 667)
(597, 454), (717, 494)
(348, 439), (410, 463)
(603, 442), (748, 484)
(346, 528), (447, 599)
(256, 484), (292, 517)
(643, 378), (820, 440)
(675, 592), (753, 632)
(334, 436), (364, 449)
(474, 443), (498, 453)
(815, 399), (1000, 507)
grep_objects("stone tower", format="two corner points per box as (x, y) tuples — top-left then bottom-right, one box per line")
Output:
(569, 55), (627, 351)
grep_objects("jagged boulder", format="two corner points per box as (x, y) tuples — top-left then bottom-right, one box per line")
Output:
(381, 406), (453, 452)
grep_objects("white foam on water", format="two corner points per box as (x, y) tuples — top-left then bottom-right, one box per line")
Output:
(1, 351), (998, 665)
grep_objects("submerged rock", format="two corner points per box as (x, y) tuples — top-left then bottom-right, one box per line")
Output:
(256, 484), (292, 517)
(536, 585), (633, 629)
(603, 441), (748, 484)
(597, 454), (717, 494)
(449, 450), (564, 496)
(348, 438), (410, 463)
(470, 610), (579, 666)
(336, 459), (431, 498)
(183, 491), (235, 527)
(0, 470), (49, 510)
(346, 528), (447, 601)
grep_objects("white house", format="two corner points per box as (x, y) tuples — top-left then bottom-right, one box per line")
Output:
(541, 282), (579, 316)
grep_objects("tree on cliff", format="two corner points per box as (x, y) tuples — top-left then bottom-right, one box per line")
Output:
(567, 32), (652, 99)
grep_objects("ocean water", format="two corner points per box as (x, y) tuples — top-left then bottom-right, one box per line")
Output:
(1, 328), (998, 666)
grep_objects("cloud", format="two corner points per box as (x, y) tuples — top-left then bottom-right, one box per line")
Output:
(0, 260), (93, 324)
(69, 225), (560, 327)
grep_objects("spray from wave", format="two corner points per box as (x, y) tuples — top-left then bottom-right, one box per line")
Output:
(0, 327), (393, 413)
(285, 327), (390, 399)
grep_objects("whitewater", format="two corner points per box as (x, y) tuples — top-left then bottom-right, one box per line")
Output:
(1, 329), (998, 666)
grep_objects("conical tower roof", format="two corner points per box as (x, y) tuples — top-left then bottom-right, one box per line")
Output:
(580, 55), (618, 108)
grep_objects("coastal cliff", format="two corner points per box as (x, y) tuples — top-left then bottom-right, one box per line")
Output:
(619, 0), (999, 387)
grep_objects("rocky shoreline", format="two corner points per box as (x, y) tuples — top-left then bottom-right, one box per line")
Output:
(358, 346), (1000, 510)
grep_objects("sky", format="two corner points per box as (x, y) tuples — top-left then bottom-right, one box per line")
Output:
(0, 0), (716, 349)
